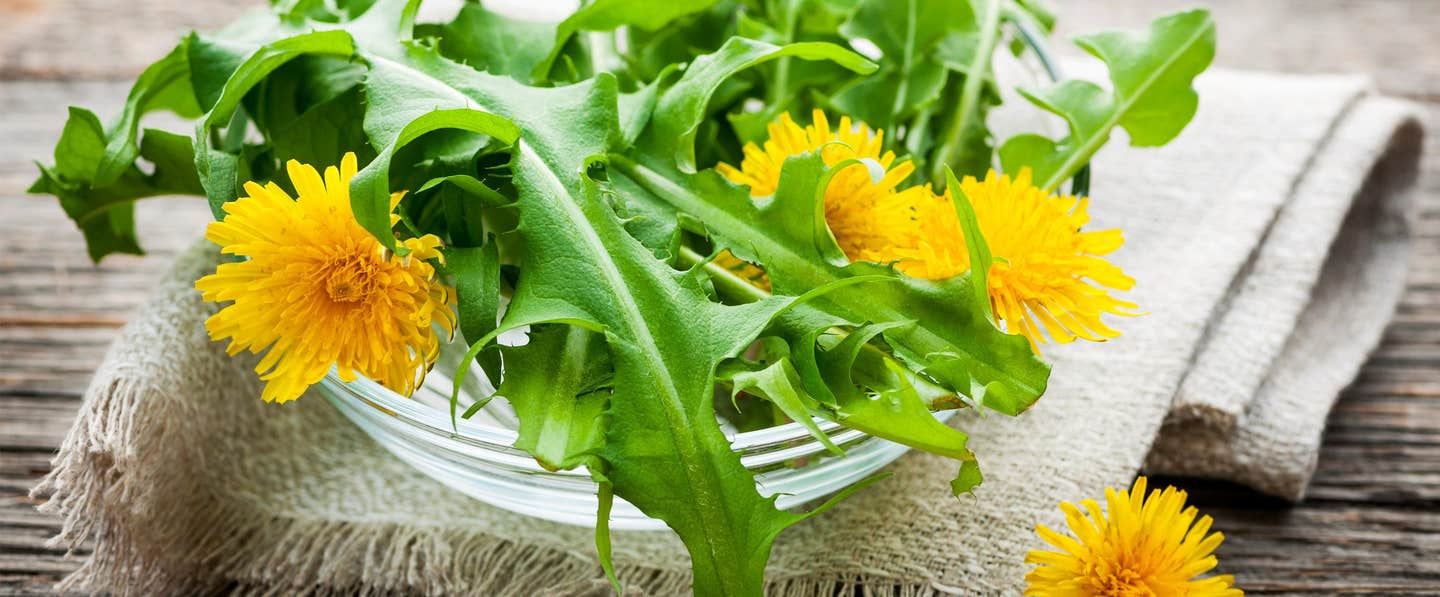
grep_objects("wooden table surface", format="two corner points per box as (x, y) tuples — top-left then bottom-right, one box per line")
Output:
(1, 1), (1438, 595)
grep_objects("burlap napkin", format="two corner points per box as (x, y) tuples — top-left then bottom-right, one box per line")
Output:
(33, 68), (1424, 595)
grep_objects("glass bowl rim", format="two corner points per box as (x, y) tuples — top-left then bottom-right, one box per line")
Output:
(324, 368), (863, 467)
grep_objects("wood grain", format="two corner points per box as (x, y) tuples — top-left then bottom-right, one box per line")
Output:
(1, 0), (1438, 595)
(0, 0), (248, 80)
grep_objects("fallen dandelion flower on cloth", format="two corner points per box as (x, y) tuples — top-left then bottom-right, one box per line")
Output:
(1026, 477), (1242, 596)
(195, 153), (457, 403)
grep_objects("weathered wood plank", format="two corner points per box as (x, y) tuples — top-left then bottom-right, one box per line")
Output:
(0, 399), (79, 452)
(1, 0), (1438, 101)
(0, 0), (250, 81)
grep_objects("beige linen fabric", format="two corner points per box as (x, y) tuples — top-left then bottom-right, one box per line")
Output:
(1146, 97), (1424, 499)
(33, 69), (1424, 595)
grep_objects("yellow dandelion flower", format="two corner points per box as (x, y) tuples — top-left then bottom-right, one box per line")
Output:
(1025, 477), (1242, 597)
(717, 109), (917, 263)
(195, 153), (456, 404)
(714, 113), (1134, 352)
(883, 169), (1138, 351)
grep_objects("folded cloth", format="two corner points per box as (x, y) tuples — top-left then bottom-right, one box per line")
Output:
(1145, 96), (1424, 499)
(33, 69), (1424, 595)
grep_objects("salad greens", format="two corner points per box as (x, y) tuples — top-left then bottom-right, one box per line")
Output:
(30, 0), (1214, 593)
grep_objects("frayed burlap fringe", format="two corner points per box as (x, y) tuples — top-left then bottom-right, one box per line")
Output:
(33, 301), (236, 596)
(26, 245), (950, 596)
(32, 69), (1426, 594)
(27, 249), (629, 597)
(30, 343), (957, 596)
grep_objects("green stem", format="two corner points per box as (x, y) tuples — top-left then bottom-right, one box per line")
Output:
(889, 0), (920, 123)
(680, 246), (771, 303)
(764, 0), (801, 109)
(929, 0), (1003, 185)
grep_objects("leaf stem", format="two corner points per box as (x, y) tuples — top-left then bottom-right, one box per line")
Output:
(764, 0), (802, 110)
(929, 0), (1002, 185)
(888, 0), (920, 123)
(679, 246), (770, 303)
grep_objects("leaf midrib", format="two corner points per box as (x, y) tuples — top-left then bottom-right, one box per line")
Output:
(366, 59), (716, 486)
(531, 327), (592, 464)
(517, 143), (747, 592)
(1037, 18), (1213, 192)
(371, 45), (755, 588)
(886, 0), (919, 119)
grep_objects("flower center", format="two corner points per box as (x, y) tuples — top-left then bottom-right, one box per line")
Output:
(1095, 568), (1155, 597)
(324, 253), (380, 304)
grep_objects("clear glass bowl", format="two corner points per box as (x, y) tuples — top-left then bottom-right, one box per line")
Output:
(318, 18), (1076, 531)
(320, 353), (947, 530)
